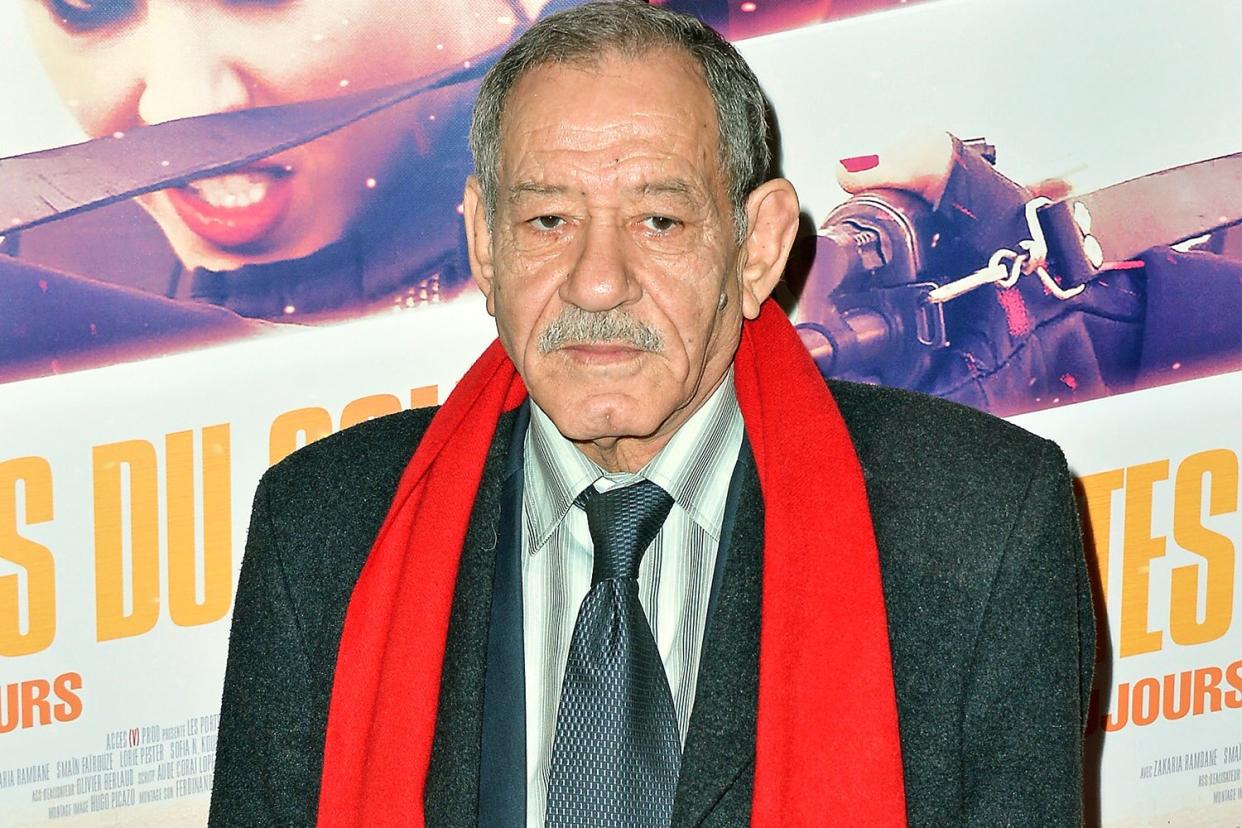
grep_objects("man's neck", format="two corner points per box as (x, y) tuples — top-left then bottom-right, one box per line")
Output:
(571, 434), (671, 473)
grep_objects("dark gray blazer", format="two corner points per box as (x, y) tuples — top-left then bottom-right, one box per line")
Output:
(208, 379), (1094, 826)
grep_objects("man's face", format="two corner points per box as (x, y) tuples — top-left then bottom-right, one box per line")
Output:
(20, 0), (531, 272)
(470, 49), (750, 466)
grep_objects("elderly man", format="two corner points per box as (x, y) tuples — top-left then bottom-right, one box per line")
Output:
(209, 2), (1094, 826)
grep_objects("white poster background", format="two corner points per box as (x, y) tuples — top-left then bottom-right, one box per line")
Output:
(1013, 372), (1242, 827)
(1, 299), (495, 826)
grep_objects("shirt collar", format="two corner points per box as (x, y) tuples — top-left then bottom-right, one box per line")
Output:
(639, 368), (742, 540)
(523, 401), (601, 554)
(522, 368), (743, 553)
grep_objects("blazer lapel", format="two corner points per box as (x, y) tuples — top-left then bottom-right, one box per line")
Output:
(478, 404), (530, 826)
(423, 408), (519, 826)
(672, 443), (763, 827)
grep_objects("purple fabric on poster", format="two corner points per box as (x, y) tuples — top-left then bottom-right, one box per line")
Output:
(0, 255), (260, 384)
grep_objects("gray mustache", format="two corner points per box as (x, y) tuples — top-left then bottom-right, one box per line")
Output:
(537, 306), (664, 354)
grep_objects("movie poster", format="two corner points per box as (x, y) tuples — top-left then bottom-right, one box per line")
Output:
(1, 0), (1238, 824)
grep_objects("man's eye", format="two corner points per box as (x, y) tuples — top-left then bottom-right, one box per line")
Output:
(642, 216), (680, 234)
(529, 215), (565, 231)
(45, 0), (137, 32)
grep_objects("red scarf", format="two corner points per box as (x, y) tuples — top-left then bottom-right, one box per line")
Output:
(317, 300), (907, 825)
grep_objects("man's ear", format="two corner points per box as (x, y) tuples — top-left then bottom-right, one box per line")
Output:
(463, 175), (497, 316)
(737, 178), (800, 320)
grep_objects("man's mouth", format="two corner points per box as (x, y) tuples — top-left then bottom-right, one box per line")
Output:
(559, 343), (649, 365)
(165, 166), (294, 249)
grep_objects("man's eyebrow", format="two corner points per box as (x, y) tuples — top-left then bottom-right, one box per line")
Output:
(630, 179), (701, 202)
(507, 182), (568, 203)
(505, 178), (704, 204)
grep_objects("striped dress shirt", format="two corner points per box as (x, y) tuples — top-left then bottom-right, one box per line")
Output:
(520, 369), (744, 826)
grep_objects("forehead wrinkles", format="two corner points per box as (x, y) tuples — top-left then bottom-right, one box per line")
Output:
(501, 124), (723, 216)
(517, 150), (706, 198)
(496, 53), (724, 197)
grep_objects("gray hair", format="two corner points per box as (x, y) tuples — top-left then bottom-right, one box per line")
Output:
(468, 0), (771, 241)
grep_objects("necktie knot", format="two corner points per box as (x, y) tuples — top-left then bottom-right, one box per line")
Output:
(576, 479), (674, 585)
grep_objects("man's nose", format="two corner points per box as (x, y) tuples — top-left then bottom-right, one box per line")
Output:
(559, 219), (639, 312)
(136, 6), (251, 126)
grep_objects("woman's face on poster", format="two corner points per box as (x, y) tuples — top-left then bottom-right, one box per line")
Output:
(20, 0), (534, 272)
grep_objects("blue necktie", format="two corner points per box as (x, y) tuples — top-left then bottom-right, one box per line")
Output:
(545, 479), (681, 826)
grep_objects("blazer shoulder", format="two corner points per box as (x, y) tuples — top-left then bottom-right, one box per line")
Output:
(259, 405), (440, 514)
(826, 378), (1059, 482)
(242, 406), (442, 662)
(275, 403), (439, 469)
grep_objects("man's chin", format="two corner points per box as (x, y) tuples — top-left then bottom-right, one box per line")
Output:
(534, 397), (661, 444)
